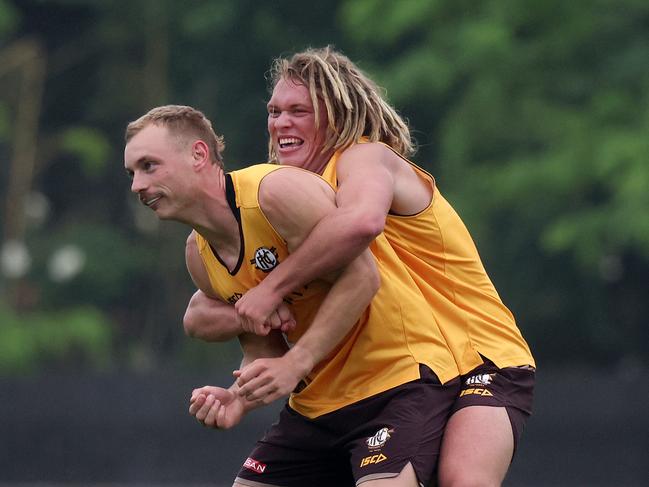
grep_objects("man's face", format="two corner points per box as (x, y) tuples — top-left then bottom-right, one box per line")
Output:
(267, 77), (331, 174)
(124, 124), (194, 221)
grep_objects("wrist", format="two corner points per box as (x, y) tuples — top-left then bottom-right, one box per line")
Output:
(285, 344), (316, 380)
(228, 382), (259, 413)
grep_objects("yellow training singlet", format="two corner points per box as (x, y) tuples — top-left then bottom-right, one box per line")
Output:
(194, 163), (459, 418)
(322, 145), (535, 375)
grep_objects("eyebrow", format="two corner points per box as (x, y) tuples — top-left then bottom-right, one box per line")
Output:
(125, 155), (153, 171)
(267, 103), (309, 110)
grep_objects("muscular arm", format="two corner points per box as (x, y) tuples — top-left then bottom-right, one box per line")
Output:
(234, 143), (397, 328)
(186, 240), (290, 429)
(184, 233), (297, 340)
(188, 167), (382, 425)
(235, 167), (381, 402)
(184, 232), (242, 341)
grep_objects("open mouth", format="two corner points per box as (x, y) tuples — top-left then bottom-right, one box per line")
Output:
(278, 137), (303, 149)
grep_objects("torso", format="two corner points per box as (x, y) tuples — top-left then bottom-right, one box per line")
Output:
(323, 142), (535, 374)
(195, 163), (460, 418)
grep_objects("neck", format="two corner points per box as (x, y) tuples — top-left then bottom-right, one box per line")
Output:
(305, 152), (334, 176)
(188, 169), (241, 264)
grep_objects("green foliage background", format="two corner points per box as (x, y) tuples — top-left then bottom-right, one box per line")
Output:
(1, 0), (647, 375)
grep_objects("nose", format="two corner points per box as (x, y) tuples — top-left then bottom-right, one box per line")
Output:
(274, 110), (292, 129)
(130, 173), (147, 194)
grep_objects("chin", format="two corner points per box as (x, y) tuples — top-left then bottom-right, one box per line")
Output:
(153, 208), (173, 221)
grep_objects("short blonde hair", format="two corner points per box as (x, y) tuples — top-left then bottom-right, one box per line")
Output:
(267, 46), (414, 163)
(125, 105), (226, 166)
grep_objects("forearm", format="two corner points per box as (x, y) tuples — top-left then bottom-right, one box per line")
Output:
(260, 207), (378, 301)
(236, 331), (290, 411)
(238, 330), (289, 367)
(286, 250), (380, 375)
(183, 290), (242, 341)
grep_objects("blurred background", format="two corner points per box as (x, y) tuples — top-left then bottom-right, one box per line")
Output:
(1, 1), (648, 486)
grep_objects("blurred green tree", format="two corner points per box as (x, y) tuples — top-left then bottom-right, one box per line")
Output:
(340, 0), (649, 365)
(1, 0), (647, 374)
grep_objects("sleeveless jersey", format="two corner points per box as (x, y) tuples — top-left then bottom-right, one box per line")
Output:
(322, 145), (535, 374)
(194, 163), (459, 418)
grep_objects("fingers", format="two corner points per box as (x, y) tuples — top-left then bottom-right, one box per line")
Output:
(189, 393), (206, 415)
(190, 393), (224, 428)
(234, 361), (266, 387)
(266, 310), (282, 330)
(234, 362), (284, 403)
(276, 302), (294, 322)
(280, 320), (296, 333)
(237, 370), (271, 395)
(202, 397), (222, 426)
(255, 321), (271, 336)
(276, 303), (296, 333)
(238, 313), (271, 336)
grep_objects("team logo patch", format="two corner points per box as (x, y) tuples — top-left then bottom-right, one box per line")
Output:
(250, 246), (279, 272)
(366, 427), (393, 450)
(360, 453), (388, 467)
(243, 457), (267, 474)
(465, 373), (495, 387)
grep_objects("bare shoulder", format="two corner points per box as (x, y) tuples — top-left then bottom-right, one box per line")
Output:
(184, 231), (217, 296)
(185, 231), (198, 259)
(259, 167), (335, 211)
(186, 231), (197, 248)
(185, 231), (201, 269)
(258, 168), (336, 248)
(339, 141), (393, 161)
(337, 142), (403, 175)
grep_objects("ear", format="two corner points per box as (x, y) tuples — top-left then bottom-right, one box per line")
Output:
(191, 140), (210, 170)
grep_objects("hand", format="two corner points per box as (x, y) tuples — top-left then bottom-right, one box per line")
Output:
(265, 302), (297, 334)
(235, 286), (294, 335)
(234, 354), (311, 405)
(189, 386), (246, 429)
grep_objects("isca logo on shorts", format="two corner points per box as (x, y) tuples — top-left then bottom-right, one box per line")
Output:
(459, 387), (493, 397)
(366, 427), (393, 450)
(243, 457), (266, 474)
(360, 453), (388, 467)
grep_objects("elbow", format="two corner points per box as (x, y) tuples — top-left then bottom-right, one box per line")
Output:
(183, 308), (232, 342)
(183, 307), (202, 339)
(354, 214), (385, 243)
(183, 291), (229, 342)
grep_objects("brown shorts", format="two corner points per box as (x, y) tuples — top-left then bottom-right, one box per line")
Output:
(235, 365), (460, 487)
(452, 359), (536, 455)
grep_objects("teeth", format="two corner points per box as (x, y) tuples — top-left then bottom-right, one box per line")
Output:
(279, 137), (302, 148)
(144, 196), (161, 206)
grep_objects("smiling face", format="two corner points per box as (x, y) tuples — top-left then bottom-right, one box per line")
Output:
(124, 123), (196, 221)
(267, 77), (332, 174)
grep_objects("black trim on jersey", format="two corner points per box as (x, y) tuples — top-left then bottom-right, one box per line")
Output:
(209, 174), (245, 276)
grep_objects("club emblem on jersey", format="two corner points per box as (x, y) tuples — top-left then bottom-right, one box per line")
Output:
(366, 427), (394, 450)
(251, 246), (279, 272)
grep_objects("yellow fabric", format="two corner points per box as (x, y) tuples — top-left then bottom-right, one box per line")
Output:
(322, 145), (535, 374)
(195, 163), (459, 418)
